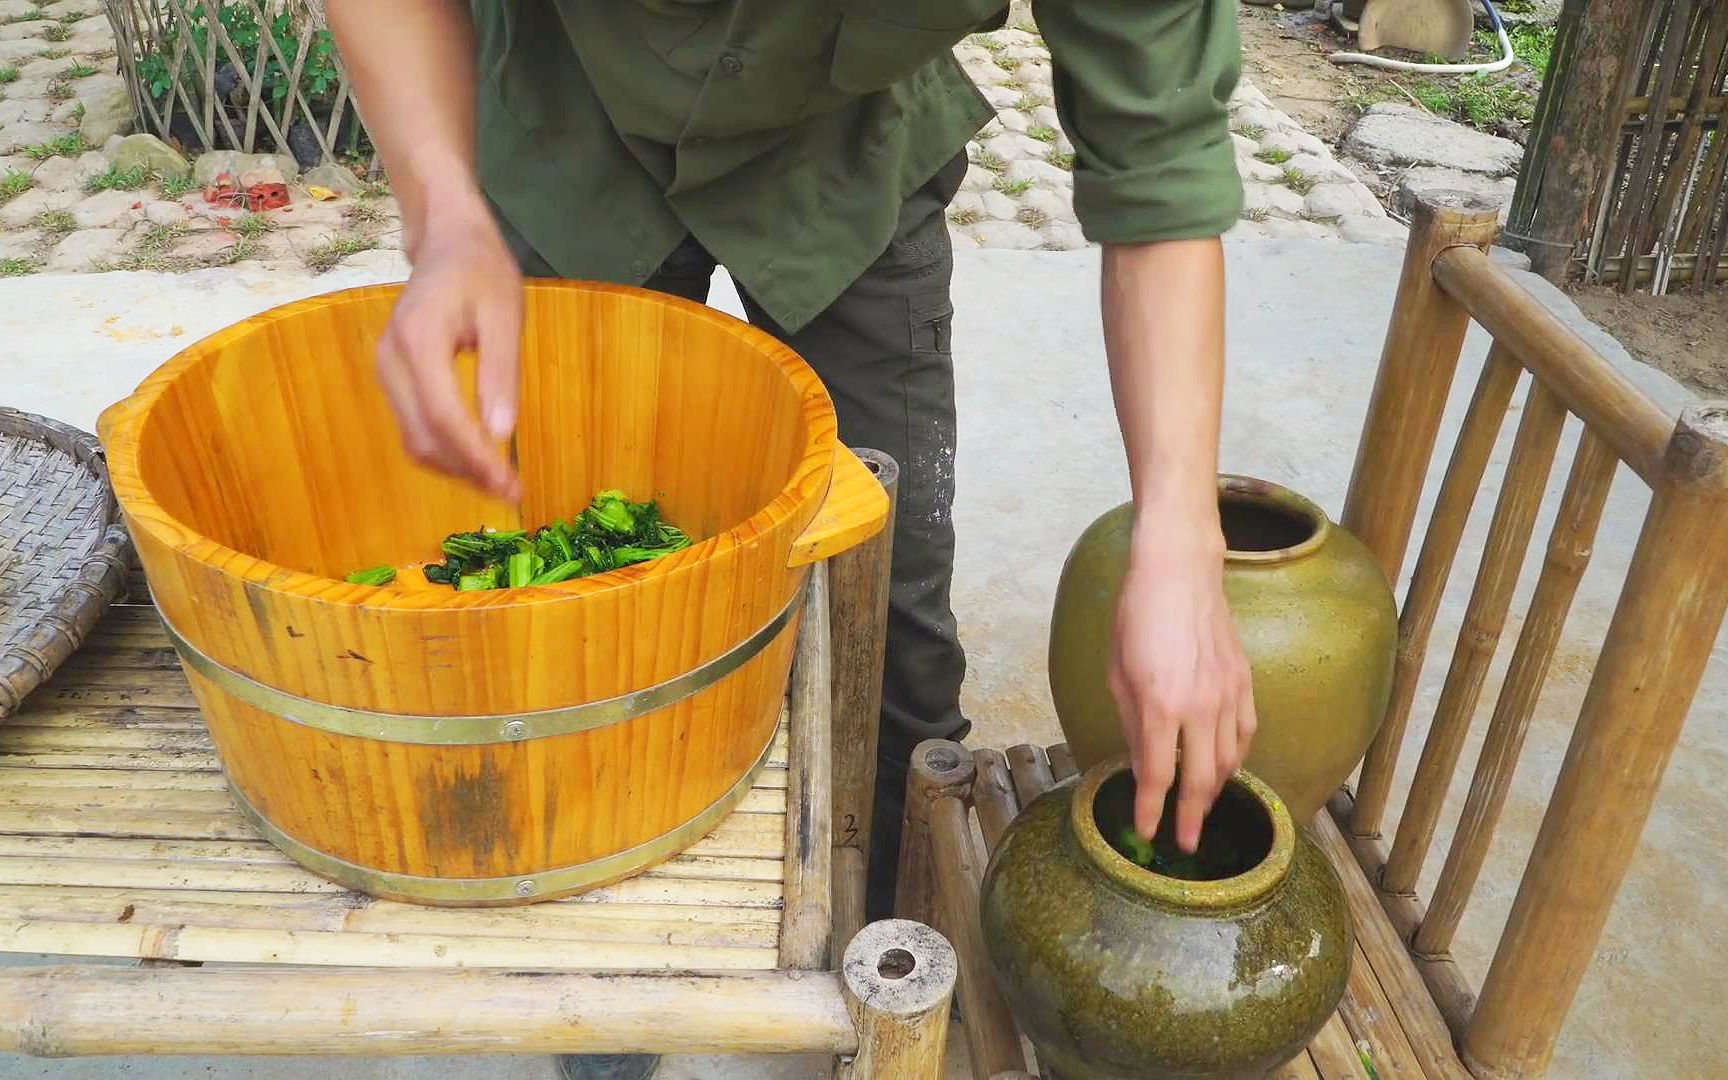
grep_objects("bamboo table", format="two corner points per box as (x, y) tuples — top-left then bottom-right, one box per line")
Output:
(0, 457), (957, 1076)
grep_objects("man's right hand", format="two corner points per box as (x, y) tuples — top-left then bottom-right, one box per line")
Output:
(375, 188), (523, 501)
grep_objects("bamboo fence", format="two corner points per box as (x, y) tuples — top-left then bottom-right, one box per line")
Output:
(99, 0), (369, 166)
(1511, 0), (1728, 292)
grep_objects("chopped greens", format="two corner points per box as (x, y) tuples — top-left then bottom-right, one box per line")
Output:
(344, 565), (396, 587)
(354, 490), (691, 591)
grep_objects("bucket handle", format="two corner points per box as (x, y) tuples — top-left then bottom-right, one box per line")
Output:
(787, 446), (892, 567)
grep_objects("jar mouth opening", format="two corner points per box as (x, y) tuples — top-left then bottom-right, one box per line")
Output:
(1219, 476), (1329, 564)
(1073, 754), (1296, 910)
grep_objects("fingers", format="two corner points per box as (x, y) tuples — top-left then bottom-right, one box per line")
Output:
(1111, 662), (1171, 841)
(409, 332), (518, 498)
(475, 275), (524, 443)
(1176, 712), (1216, 854)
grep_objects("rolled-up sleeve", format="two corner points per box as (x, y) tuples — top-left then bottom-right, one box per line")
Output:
(1037, 0), (1243, 243)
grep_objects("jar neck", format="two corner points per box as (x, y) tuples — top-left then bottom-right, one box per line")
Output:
(1070, 755), (1296, 913)
(1218, 475), (1331, 567)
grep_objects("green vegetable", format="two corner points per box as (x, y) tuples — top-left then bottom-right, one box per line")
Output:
(1116, 826), (1206, 879)
(344, 565), (396, 587)
(370, 489), (693, 592)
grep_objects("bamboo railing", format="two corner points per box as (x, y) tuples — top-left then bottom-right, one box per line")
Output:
(1340, 192), (1728, 1078)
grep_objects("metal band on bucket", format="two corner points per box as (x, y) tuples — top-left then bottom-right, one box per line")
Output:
(227, 727), (781, 904)
(156, 585), (805, 745)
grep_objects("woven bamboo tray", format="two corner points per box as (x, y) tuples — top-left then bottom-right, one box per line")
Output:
(0, 409), (131, 719)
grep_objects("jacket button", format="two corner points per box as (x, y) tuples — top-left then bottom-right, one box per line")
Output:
(719, 53), (744, 75)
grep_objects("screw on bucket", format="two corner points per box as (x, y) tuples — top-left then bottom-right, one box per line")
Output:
(502, 720), (527, 740)
(514, 879), (535, 897)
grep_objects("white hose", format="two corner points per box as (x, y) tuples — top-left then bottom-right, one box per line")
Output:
(1328, 0), (1516, 75)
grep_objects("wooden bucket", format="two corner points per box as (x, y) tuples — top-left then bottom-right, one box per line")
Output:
(97, 281), (889, 906)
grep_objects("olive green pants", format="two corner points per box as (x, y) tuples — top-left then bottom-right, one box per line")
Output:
(496, 154), (971, 919)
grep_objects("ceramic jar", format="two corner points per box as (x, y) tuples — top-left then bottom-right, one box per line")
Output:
(979, 756), (1352, 1079)
(1047, 475), (1398, 819)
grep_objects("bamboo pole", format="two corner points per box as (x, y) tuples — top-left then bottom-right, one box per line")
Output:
(1464, 403), (1728, 1078)
(783, 565), (834, 970)
(970, 749), (1020, 853)
(893, 741), (976, 927)
(1350, 346), (1522, 836)
(838, 919), (956, 1080)
(1520, 0), (1653, 280)
(1381, 380), (1569, 895)
(929, 795), (1028, 1078)
(1417, 430), (1617, 956)
(827, 450), (899, 957)
(1004, 744), (1055, 809)
(0, 966), (857, 1056)
(1342, 193), (1501, 586)
(1432, 246), (1675, 483)
(1614, 0), (1698, 291)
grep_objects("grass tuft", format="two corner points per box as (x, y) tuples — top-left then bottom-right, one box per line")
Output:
(23, 131), (86, 160)
(993, 176), (1034, 197)
(303, 231), (375, 273)
(0, 170), (32, 203)
(84, 164), (150, 193)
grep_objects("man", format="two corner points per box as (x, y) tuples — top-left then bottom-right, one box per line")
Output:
(329, 3), (1254, 1076)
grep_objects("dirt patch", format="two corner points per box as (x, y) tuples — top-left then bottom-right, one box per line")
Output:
(1569, 284), (1728, 396)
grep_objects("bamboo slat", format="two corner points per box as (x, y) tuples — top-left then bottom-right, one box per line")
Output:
(1418, 431), (1617, 956)
(781, 567), (832, 970)
(1350, 346), (1522, 836)
(1382, 380), (1569, 894)
(1004, 744), (1055, 808)
(1338, 942), (1425, 1079)
(1307, 1014), (1370, 1080)
(971, 748), (1019, 853)
(1274, 1049), (1324, 1080)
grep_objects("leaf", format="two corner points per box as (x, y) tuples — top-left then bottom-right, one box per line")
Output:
(305, 185), (338, 201)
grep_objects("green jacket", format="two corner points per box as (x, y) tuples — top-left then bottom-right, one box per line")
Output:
(474, 1), (1243, 332)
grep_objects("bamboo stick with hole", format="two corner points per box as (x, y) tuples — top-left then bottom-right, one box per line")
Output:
(1465, 403), (1728, 1078)
(1382, 380), (1570, 895)
(828, 450), (899, 955)
(1417, 430), (1617, 956)
(1342, 194), (1501, 586)
(838, 920), (955, 1080)
(1350, 346), (1523, 836)
(893, 742), (975, 927)
(781, 566), (833, 970)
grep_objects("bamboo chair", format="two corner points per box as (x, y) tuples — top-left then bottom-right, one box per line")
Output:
(904, 192), (1728, 1080)
(0, 456), (960, 1076)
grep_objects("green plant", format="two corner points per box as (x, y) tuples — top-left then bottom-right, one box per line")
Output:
(948, 206), (981, 226)
(1255, 146), (1293, 165)
(1014, 92), (1045, 112)
(994, 175), (1034, 196)
(0, 68), (18, 84)
(41, 23), (68, 41)
(343, 199), (387, 226)
(1235, 123), (1266, 141)
(0, 170), (31, 203)
(47, 80), (72, 101)
(4, 7), (46, 24)
(57, 9), (81, 23)
(0, 257), (37, 277)
(1281, 167), (1316, 195)
(158, 171), (197, 198)
(23, 132), (87, 160)
(35, 210), (75, 234)
(84, 164), (150, 193)
(62, 61), (96, 78)
(993, 54), (1020, 72)
(138, 5), (341, 113)
(1507, 24), (1555, 77)
(70, 100), (83, 121)
(1027, 124), (1058, 143)
(134, 221), (185, 252)
(1049, 150), (1076, 171)
(1411, 74), (1534, 128)
(358, 178), (391, 199)
(975, 35), (1004, 51)
(972, 149), (1008, 174)
(36, 47), (69, 60)
(231, 212), (275, 237)
(303, 230), (375, 272)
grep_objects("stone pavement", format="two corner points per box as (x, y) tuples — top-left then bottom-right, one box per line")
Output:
(0, 8), (1406, 282)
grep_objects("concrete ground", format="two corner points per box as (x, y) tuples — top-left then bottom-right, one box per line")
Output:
(2, 239), (1722, 1078)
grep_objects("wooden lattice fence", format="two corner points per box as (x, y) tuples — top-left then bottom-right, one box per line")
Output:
(1511, 0), (1728, 292)
(99, 0), (370, 169)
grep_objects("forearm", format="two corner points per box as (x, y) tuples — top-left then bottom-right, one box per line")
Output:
(327, 0), (483, 250)
(1101, 239), (1228, 561)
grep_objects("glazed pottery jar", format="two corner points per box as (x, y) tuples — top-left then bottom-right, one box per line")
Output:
(1048, 476), (1398, 819)
(979, 756), (1352, 1079)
